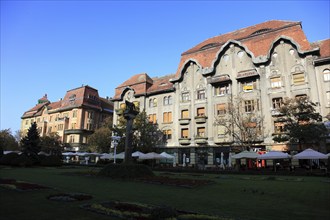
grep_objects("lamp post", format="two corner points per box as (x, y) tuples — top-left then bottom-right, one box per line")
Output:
(111, 135), (121, 164)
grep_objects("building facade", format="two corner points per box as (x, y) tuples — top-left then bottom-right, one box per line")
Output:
(112, 20), (330, 166)
(21, 85), (113, 151)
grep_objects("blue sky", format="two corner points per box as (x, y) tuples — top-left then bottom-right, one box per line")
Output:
(1, 0), (329, 133)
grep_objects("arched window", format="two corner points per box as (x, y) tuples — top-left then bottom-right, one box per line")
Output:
(153, 98), (157, 107)
(163, 96), (168, 105)
(168, 96), (172, 105)
(324, 69), (330, 81)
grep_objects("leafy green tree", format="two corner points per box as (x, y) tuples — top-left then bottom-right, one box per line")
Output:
(87, 117), (113, 153)
(20, 122), (41, 155)
(39, 132), (62, 156)
(114, 109), (164, 153)
(0, 129), (19, 155)
(273, 96), (328, 149)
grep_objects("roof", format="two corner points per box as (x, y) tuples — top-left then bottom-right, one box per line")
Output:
(173, 20), (317, 80)
(22, 85), (113, 118)
(113, 73), (175, 100)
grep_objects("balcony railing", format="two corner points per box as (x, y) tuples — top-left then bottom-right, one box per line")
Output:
(179, 118), (191, 125)
(195, 136), (208, 144)
(179, 137), (191, 145)
(194, 116), (207, 123)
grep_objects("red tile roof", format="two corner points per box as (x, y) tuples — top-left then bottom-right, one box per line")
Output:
(113, 73), (175, 100)
(22, 85), (113, 118)
(314, 39), (330, 58)
(173, 20), (318, 80)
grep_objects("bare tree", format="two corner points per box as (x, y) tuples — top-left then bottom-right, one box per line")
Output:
(214, 95), (264, 152)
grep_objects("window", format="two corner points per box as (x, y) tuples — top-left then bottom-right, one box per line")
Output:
(272, 98), (283, 109)
(270, 77), (282, 88)
(71, 123), (76, 129)
(293, 73), (305, 85)
(69, 135), (75, 143)
(163, 130), (172, 140)
(216, 103), (226, 115)
(215, 84), (230, 96)
(326, 91), (330, 106)
(182, 92), (190, 101)
(324, 69), (330, 81)
(217, 126), (226, 138)
(153, 98), (157, 107)
(48, 126), (52, 134)
(148, 114), (157, 124)
(163, 96), (168, 105)
(181, 110), (189, 119)
(25, 120), (29, 125)
(245, 100), (255, 113)
(87, 111), (94, 119)
(197, 107), (205, 117)
(274, 122), (285, 134)
(197, 127), (205, 137)
(72, 110), (77, 118)
(58, 124), (64, 131)
(181, 128), (189, 138)
(163, 112), (172, 123)
(242, 80), (257, 92)
(168, 96), (172, 105)
(197, 90), (206, 100)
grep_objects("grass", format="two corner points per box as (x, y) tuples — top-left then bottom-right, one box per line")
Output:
(0, 166), (329, 220)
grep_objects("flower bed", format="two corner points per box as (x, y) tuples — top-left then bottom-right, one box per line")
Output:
(47, 193), (93, 202)
(82, 201), (232, 220)
(0, 178), (50, 191)
(137, 176), (214, 188)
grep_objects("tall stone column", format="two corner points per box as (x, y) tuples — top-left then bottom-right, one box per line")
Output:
(123, 100), (139, 163)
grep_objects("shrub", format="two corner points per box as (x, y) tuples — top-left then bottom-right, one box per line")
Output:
(98, 163), (154, 179)
(40, 155), (62, 167)
(0, 152), (19, 165)
(150, 205), (178, 219)
(11, 154), (33, 167)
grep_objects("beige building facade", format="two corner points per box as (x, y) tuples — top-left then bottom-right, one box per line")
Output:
(112, 20), (330, 166)
(21, 85), (113, 151)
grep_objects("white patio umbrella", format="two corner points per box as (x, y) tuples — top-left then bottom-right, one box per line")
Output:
(132, 151), (146, 158)
(231, 150), (259, 159)
(257, 151), (291, 172)
(139, 152), (166, 160)
(228, 153), (232, 168)
(293, 148), (328, 172)
(100, 153), (113, 160)
(257, 151), (291, 160)
(293, 148), (328, 160)
(220, 152), (224, 169)
(160, 152), (175, 159)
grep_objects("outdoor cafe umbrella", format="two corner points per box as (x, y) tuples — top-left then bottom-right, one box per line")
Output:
(293, 148), (328, 160)
(132, 151), (146, 158)
(160, 152), (175, 159)
(257, 151), (291, 172)
(257, 151), (291, 160)
(231, 150), (259, 159)
(139, 152), (166, 160)
(293, 148), (328, 172)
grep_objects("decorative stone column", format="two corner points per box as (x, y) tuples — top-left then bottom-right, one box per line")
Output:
(123, 100), (139, 163)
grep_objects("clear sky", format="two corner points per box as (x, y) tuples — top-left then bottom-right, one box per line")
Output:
(1, 0), (329, 133)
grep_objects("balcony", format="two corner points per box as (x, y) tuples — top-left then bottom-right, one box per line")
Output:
(179, 118), (191, 125)
(179, 138), (191, 145)
(194, 116), (207, 124)
(195, 136), (208, 144)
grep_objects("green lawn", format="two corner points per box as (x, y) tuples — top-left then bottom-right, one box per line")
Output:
(1, 166), (329, 220)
